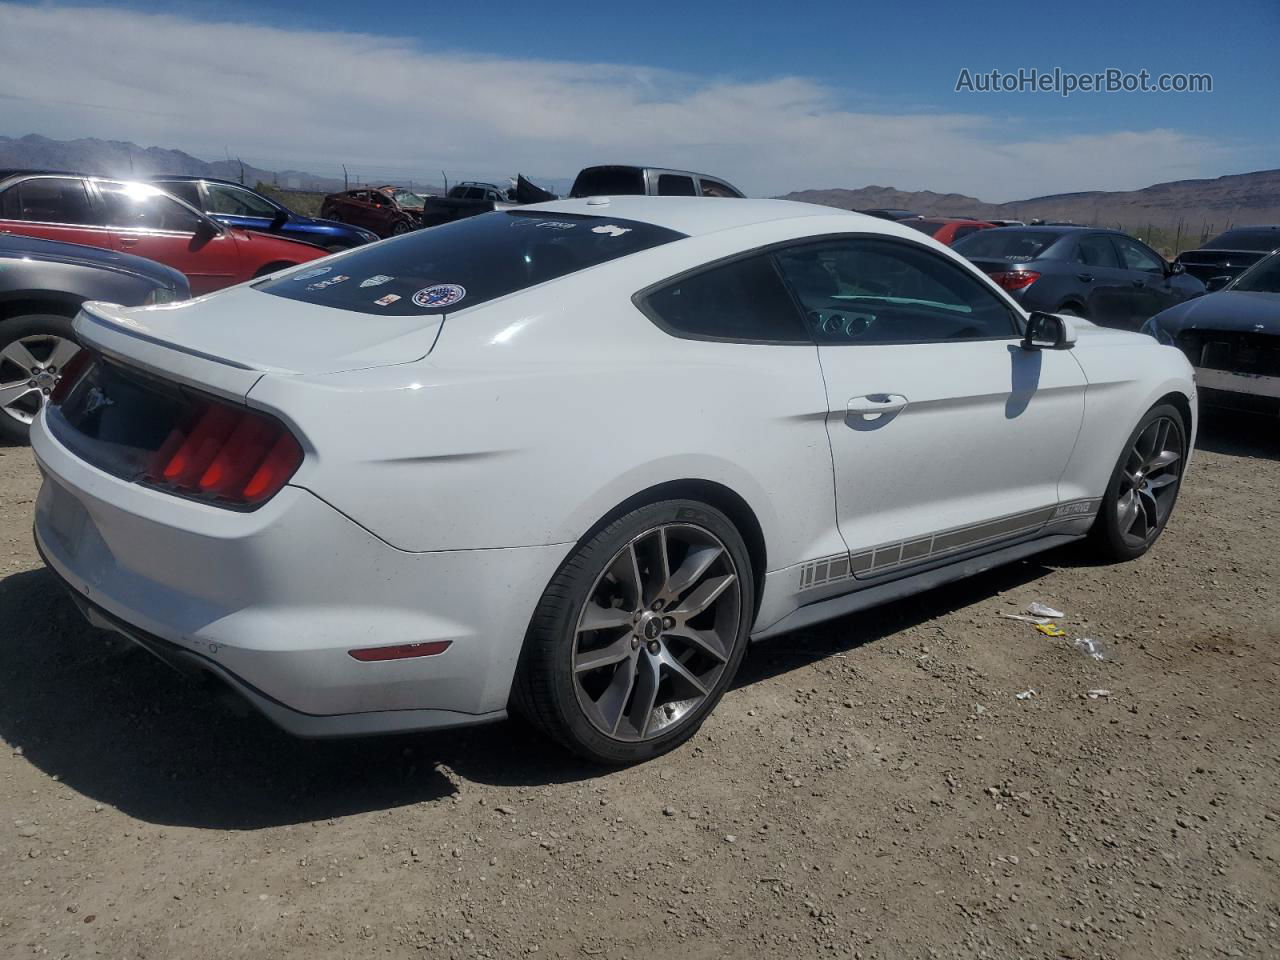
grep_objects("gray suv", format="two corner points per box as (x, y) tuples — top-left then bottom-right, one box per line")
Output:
(952, 226), (1205, 329)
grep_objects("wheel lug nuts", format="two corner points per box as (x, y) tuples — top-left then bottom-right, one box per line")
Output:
(631, 635), (640, 649)
(662, 616), (675, 629)
(651, 600), (664, 611)
(647, 640), (661, 654)
(27, 380), (36, 387)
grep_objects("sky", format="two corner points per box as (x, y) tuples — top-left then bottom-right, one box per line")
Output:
(0, 0), (1276, 200)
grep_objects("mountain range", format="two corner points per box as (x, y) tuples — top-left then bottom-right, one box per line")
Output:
(3, 134), (1278, 231)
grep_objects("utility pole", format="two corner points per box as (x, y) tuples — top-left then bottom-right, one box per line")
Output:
(237, 157), (245, 184)
(343, 164), (349, 190)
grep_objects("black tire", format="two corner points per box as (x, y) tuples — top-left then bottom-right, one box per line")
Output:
(325, 211), (342, 223)
(1086, 402), (1187, 562)
(391, 220), (412, 236)
(512, 499), (755, 765)
(1059, 304), (1087, 318)
(0, 313), (79, 444)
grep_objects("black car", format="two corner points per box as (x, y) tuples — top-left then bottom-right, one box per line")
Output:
(0, 233), (189, 442)
(952, 226), (1204, 329)
(1175, 226), (1280, 288)
(1143, 251), (1280, 416)
(151, 176), (380, 252)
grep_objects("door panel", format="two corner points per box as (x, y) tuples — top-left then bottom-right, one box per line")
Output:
(0, 176), (114, 251)
(774, 236), (1088, 579)
(97, 181), (240, 294)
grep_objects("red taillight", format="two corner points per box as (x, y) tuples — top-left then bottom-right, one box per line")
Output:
(145, 399), (302, 508)
(49, 347), (93, 405)
(988, 270), (1040, 291)
(348, 641), (453, 662)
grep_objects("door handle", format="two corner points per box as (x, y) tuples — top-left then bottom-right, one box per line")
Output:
(847, 393), (908, 423)
(1076, 273), (1093, 282)
(1131, 279), (1145, 288)
(118, 237), (139, 247)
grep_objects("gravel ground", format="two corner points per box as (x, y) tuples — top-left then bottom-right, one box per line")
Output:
(1, 411), (1277, 959)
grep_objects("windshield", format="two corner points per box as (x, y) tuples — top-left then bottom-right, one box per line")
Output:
(1230, 253), (1280, 293)
(1203, 229), (1280, 252)
(952, 230), (1062, 261)
(258, 210), (686, 316)
(392, 190), (425, 208)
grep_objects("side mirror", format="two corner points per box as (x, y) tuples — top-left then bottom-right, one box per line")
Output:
(269, 209), (289, 231)
(1167, 261), (1186, 276)
(1022, 311), (1076, 351)
(193, 216), (220, 240)
(1205, 275), (1231, 292)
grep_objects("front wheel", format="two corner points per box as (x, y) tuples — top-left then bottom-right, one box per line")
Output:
(391, 220), (412, 236)
(1086, 403), (1187, 562)
(0, 314), (80, 444)
(513, 500), (754, 764)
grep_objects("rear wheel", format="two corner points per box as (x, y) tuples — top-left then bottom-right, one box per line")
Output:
(1059, 304), (1087, 318)
(1086, 403), (1187, 561)
(513, 500), (754, 764)
(0, 314), (80, 444)
(391, 220), (412, 236)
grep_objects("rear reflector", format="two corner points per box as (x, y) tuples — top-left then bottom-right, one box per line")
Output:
(145, 398), (302, 508)
(987, 270), (1040, 291)
(348, 641), (453, 662)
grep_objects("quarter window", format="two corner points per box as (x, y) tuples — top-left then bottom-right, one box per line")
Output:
(641, 254), (809, 343)
(698, 178), (739, 198)
(7, 177), (97, 225)
(775, 237), (1020, 344)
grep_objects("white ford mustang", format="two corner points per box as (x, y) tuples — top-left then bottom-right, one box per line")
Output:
(31, 197), (1196, 764)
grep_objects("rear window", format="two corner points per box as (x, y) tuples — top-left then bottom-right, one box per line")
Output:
(1202, 229), (1280, 252)
(569, 167), (646, 197)
(258, 210), (685, 316)
(952, 229), (1062, 261)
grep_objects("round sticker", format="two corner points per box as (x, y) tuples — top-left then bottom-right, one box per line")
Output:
(292, 266), (332, 282)
(412, 284), (467, 308)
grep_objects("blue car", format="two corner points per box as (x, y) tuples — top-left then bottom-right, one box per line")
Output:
(151, 176), (379, 252)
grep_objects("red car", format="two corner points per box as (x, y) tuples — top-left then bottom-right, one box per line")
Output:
(0, 172), (325, 295)
(904, 218), (998, 246)
(320, 188), (423, 238)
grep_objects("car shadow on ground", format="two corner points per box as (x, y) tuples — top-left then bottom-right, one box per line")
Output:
(1, 555), (1053, 831)
(1195, 408), (1280, 461)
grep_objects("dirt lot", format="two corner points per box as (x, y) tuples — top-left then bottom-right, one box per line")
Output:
(1, 413), (1277, 960)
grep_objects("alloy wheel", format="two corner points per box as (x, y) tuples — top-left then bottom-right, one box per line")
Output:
(1116, 415), (1183, 548)
(572, 523), (742, 742)
(0, 334), (80, 427)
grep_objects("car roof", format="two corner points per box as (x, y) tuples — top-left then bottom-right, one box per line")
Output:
(987, 224), (1101, 234)
(521, 196), (869, 237)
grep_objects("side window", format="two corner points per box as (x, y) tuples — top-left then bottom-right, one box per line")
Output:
(204, 183), (277, 217)
(951, 225), (983, 242)
(464, 187), (485, 200)
(774, 237), (1019, 345)
(641, 253), (810, 343)
(100, 183), (202, 233)
(0, 187), (18, 220)
(657, 174), (698, 197)
(698, 178), (737, 198)
(1113, 236), (1164, 274)
(1075, 235), (1121, 268)
(159, 181), (202, 208)
(11, 178), (97, 225)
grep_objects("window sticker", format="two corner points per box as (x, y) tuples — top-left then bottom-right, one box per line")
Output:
(306, 274), (349, 291)
(412, 283), (467, 308)
(374, 293), (401, 306)
(360, 275), (394, 288)
(292, 266), (331, 282)
(592, 224), (632, 238)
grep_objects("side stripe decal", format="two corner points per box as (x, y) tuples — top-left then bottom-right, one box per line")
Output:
(798, 498), (1100, 592)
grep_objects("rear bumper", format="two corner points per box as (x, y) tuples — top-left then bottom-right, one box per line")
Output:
(31, 412), (572, 737)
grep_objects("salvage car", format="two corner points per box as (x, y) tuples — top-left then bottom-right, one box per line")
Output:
(0, 172), (325, 294)
(0, 233), (188, 442)
(1175, 226), (1280, 288)
(568, 166), (744, 199)
(953, 225), (1204, 329)
(1143, 250), (1280, 415)
(904, 217), (997, 246)
(319, 188), (422, 237)
(31, 199), (1195, 764)
(151, 176), (379, 252)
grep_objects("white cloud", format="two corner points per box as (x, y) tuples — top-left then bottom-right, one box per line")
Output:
(0, 3), (1236, 199)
